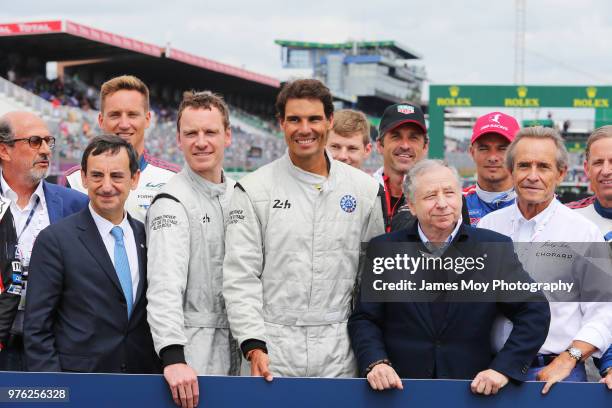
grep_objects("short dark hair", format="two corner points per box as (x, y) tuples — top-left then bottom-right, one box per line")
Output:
(177, 90), (230, 132)
(275, 79), (334, 120)
(81, 134), (139, 176)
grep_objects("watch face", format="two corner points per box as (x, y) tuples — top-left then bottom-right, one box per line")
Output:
(567, 348), (582, 360)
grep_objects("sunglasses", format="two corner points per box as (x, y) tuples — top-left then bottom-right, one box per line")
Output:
(3, 136), (56, 149)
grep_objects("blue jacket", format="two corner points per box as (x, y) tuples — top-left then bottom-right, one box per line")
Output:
(348, 221), (551, 381)
(42, 181), (89, 223)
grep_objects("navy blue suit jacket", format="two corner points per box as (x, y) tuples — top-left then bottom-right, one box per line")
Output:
(24, 208), (161, 373)
(348, 221), (551, 382)
(42, 181), (89, 223)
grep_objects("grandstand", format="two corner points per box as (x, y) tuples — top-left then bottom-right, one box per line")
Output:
(0, 19), (288, 176)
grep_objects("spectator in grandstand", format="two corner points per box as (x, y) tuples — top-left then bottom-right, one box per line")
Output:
(0, 111), (88, 371)
(147, 91), (239, 408)
(348, 159), (550, 393)
(565, 126), (612, 388)
(223, 79), (385, 379)
(326, 109), (372, 169)
(24, 135), (161, 374)
(463, 112), (520, 225)
(371, 103), (428, 232)
(64, 75), (180, 222)
(478, 126), (612, 394)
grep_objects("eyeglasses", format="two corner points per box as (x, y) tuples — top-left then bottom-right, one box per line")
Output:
(3, 136), (56, 149)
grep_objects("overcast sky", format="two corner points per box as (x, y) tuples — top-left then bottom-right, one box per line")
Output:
(4, 1), (612, 89)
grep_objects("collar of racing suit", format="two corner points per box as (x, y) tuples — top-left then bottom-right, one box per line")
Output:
(594, 198), (612, 219)
(184, 165), (227, 198)
(282, 150), (336, 191)
(475, 184), (516, 204)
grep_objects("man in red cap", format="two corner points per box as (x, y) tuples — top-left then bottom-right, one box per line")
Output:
(463, 112), (520, 225)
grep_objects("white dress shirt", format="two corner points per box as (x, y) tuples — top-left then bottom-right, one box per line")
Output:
(418, 217), (463, 244)
(89, 204), (139, 298)
(478, 198), (612, 357)
(0, 172), (50, 267)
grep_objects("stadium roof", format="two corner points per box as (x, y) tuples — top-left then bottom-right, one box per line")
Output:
(274, 39), (421, 59)
(0, 20), (280, 88)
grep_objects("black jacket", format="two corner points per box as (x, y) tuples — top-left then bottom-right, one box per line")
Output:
(0, 205), (19, 346)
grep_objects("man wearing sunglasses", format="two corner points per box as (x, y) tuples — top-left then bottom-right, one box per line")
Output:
(0, 111), (88, 371)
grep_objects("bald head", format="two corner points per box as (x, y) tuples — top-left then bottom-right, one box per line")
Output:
(0, 111), (52, 187)
(1, 111), (49, 139)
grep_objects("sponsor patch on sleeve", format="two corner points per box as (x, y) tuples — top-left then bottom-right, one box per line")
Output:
(150, 214), (178, 231)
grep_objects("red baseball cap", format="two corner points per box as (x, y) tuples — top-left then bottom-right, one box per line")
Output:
(471, 112), (520, 144)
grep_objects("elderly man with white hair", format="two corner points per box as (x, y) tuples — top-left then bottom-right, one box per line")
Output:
(349, 159), (550, 396)
(479, 126), (612, 394)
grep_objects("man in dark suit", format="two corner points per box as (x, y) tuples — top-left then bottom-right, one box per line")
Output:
(349, 159), (550, 395)
(0, 112), (88, 371)
(24, 134), (160, 373)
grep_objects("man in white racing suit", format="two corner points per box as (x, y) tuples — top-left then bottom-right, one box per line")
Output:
(65, 75), (179, 222)
(146, 92), (238, 408)
(223, 79), (385, 379)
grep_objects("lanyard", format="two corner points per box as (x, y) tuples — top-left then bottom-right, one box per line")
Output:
(383, 174), (403, 232)
(0, 182), (41, 244)
(16, 196), (40, 243)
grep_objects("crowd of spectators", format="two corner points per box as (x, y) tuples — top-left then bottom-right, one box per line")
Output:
(5, 73), (289, 172)
(12, 73), (98, 112)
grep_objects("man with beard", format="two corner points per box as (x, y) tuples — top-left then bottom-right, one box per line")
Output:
(463, 112), (520, 225)
(0, 112), (88, 371)
(371, 103), (429, 232)
(65, 75), (180, 222)
(223, 79), (385, 379)
(374, 104), (470, 232)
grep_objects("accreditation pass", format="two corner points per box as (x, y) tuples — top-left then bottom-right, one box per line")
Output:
(0, 387), (69, 402)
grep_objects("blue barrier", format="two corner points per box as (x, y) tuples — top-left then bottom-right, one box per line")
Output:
(0, 372), (610, 407)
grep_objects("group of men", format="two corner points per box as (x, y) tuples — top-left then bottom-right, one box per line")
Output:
(0, 73), (610, 408)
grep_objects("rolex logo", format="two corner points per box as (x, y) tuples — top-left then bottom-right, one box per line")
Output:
(587, 87), (597, 99)
(517, 86), (528, 98)
(449, 86), (459, 97)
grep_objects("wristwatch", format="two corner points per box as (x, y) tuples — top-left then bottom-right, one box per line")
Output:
(565, 347), (583, 362)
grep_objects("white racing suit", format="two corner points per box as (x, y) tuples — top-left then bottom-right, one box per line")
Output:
(223, 152), (385, 377)
(65, 150), (180, 222)
(146, 166), (240, 375)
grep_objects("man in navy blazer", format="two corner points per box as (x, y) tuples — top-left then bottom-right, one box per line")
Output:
(24, 135), (160, 373)
(348, 160), (550, 395)
(0, 111), (88, 371)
